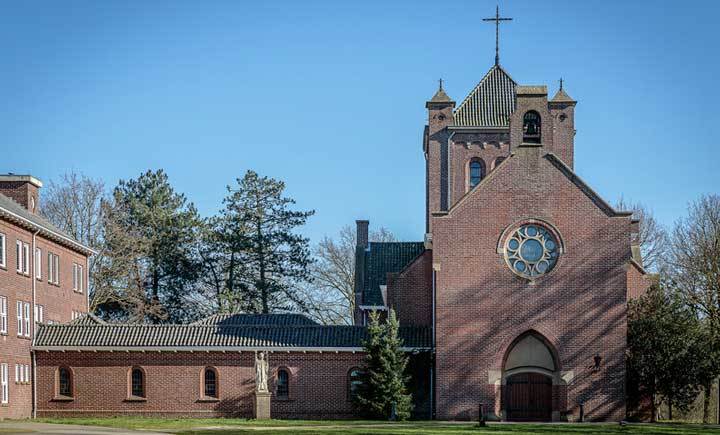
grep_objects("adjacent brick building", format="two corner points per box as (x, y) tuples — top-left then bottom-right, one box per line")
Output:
(24, 57), (648, 421)
(0, 174), (93, 419)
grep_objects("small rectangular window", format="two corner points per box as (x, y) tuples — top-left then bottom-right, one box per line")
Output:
(0, 233), (6, 267)
(35, 248), (41, 279)
(15, 364), (19, 383)
(0, 296), (7, 334)
(16, 240), (22, 273)
(1, 363), (8, 404)
(34, 305), (44, 324)
(22, 243), (29, 275)
(24, 365), (29, 384)
(79, 265), (84, 293)
(24, 303), (30, 337)
(54, 254), (59, 284)
(16, 301), (23, 336)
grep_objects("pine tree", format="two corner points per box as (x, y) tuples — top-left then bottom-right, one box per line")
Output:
(97, 169), (202, 323)
(356, 309), (413, 420)
(210, 170), (315, 313)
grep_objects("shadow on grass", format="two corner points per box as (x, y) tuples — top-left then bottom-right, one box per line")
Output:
(174, 422), (720, 435)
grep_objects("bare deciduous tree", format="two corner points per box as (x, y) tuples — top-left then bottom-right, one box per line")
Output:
(616, 198), (668, 271)
(670, 194), (720, 423)
(41, 171), (107, 309)
(306, 225), (395, 325)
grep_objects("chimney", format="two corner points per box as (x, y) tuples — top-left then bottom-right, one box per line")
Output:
(356, 220), (369, 249)
(0, 174), (43, 214)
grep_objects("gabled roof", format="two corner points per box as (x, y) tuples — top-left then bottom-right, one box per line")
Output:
(0, 193), (95, 255)
(361, 242), (425, 306)
(192, 313), (318, 326)
(33, 323), (432, 350)
(453, 64), (517, 127)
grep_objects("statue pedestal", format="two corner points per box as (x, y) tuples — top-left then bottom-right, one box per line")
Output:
(254, 391), (271, 420)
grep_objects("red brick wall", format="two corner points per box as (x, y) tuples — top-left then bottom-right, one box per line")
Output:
(626, 262), (649, 300)
(431, 145), (630, 422)
(35, 351), (365, 419)
(387, 250), (433, 327)
(0, 218), (88, 419)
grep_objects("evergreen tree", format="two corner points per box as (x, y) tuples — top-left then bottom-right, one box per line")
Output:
(355, 310), (413, 420)
(210, 170), (314, 313)
(96, 170), (202, 323)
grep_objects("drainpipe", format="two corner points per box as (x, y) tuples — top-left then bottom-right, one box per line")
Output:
(31, 229), (39, 419)
(430, 268), (437, 419)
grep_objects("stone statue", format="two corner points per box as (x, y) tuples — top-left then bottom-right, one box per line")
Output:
(255, 351), (269, 393)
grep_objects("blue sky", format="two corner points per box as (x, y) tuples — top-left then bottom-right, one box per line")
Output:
(2, 0), (718, 243)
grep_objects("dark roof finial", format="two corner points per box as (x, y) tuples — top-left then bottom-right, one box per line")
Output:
(559, 77), (564, 90)
(439, 78), (444, 91)
(483, 5), (513, 66)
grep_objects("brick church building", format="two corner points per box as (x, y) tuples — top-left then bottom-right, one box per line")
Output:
(6, 19), (649, 422)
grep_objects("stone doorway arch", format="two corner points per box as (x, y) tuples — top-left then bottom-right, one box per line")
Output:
(501, 331), (559, 421)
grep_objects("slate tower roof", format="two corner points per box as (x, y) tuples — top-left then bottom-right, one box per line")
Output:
(453, 64), (517, 128)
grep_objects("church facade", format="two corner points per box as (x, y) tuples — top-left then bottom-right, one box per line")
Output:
(354, 62), (649, 421)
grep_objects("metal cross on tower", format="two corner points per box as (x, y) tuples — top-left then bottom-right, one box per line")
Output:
(483, 5), (513, 66)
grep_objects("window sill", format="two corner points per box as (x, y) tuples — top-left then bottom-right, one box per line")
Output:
(52, 395), (74, 402)
(125, 396), (147, 402)
(196, 397), (220, 403)
(274, 396), (292, 402)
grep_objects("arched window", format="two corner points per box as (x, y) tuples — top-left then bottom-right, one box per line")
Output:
(276, 369), (289, 398)
(58, 367), (73, 397)
(493, 156), (506, 170)
(130, 367), (145, 398)
(203, 367), (218, 398)
(523, 111), (541, 144)
(468, 159), (484, 190)
(348, 367), (363, 400)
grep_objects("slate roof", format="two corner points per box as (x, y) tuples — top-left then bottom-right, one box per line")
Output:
(453, 64), (517, 128)
(192, 313), (319, 326)
(0, 193), (94, 255)
(33, 323), (432, 350)
(361, 242), (426, 306)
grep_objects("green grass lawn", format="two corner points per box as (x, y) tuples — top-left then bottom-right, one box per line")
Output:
(29, 417), (720, 434)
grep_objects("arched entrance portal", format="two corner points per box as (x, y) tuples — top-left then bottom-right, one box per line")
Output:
(502, 332), (557, 421)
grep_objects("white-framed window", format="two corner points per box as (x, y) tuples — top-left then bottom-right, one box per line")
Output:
(24, 303), (30, 337)
(16, 301), (30, 337)
(34, 305), (44, 324)
(71, 310), (85, 320)
(0, 296), (6, 334)
(1, 363), (8, 404)
(73, 263), (84, 293)
(13, 364), (29, 384)
(16, 301), (22, 336)
(35, 247), (41, 279)
(48, 252), (59, 285)
(16, 240), (22, 273)
(16, 241), (29, 275)
(0, 232), (6, 268)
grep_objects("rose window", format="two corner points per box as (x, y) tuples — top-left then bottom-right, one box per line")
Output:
(504, 224), (559, 278)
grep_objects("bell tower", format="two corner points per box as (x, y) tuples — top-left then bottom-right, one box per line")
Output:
(424, 81), (455, 233)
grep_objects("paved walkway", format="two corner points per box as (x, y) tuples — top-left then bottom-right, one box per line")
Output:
(0, 422), (166, 435)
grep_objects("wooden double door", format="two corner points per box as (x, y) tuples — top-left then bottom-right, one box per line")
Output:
(505, 372), (553, 421)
